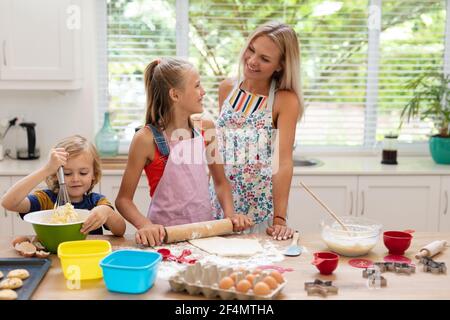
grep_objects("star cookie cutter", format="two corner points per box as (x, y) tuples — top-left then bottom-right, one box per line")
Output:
(304, 279), (338, 297)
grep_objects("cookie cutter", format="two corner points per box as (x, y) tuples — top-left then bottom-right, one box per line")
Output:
(363, 265), (387, 288)
(419, 257), (446, 274)
(304, 279), (338, 297)
(367, 274), (387, 288)
(365, 262), (415, 275)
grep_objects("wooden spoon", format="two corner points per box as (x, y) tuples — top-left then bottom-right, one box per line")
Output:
(300, 181), (351, 234)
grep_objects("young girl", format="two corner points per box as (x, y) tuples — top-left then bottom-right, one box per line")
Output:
(211, 21), (303, 240)
(115, 57), (253, 247)
(1, 135), (126, 236)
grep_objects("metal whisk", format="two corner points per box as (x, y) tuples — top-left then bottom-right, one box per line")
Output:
(54, 167), (71, 209)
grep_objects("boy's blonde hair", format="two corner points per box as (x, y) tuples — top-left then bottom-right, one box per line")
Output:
(239, 21), (304, 115)
(144, 57), (194, 130)
(46, 135), (102, 194)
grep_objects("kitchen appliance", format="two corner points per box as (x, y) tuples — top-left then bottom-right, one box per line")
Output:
(381, 133), (398, 165)
(16, 122), (40, 160)
(0, 117), (18, 161)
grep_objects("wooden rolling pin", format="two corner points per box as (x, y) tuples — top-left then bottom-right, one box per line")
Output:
(164, 219), (233, 243)
(415, 240), (448, 259)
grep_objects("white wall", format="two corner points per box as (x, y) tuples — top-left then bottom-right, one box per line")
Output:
(0, 0), (98, 157)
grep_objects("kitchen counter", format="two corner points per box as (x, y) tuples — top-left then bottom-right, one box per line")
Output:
(0, 156), (448, 176)
(1, 233), (449, 300)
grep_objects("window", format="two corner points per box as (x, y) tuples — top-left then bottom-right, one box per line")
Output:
(101, 0), (177, 140)
(100, 0), (449, 152)
(377, 0), (446, 143)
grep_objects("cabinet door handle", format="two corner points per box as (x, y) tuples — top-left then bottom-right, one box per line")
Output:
(2, 40), (6, 66)
(444, 191), (448, 215)
(349, 191), (353, 215)
(360, 191), (365, 216)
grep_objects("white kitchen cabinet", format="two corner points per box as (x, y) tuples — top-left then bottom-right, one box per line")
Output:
(287, 176), (358, 233)
(439, 176), (450, 231)
(357, 176), (440, 232)
(10, 176), (49, 236)
(0, 0), (81, 89)
(0, 176), (13, 237)
(100, 175), (150, 235)
(10, 176), (99, 236)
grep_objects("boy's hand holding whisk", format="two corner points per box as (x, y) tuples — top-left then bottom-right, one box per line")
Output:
(44, 148), (68, 175)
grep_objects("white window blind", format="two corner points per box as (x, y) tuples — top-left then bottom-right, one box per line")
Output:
(104, 0), (177, 137)
(189, 0), (369, 146)
(190, 0), (368, 145)
(100, 0), (449, 151)
(296, 0), (370, 146)
(377, 0), (446, 143)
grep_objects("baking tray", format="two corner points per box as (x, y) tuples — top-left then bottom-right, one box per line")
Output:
(0, 258), (52, 300)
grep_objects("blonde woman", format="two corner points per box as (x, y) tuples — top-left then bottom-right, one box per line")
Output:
(1, 135), (126, 236)
(210, 21), (304, 240)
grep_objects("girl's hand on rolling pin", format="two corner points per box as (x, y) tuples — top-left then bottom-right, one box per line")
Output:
(229, 214), (253, 232)
(135, 224), (165, 247)
(266, 224), (294, 241)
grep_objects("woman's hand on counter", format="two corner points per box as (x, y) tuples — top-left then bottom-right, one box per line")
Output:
(266, 224), (294, 240)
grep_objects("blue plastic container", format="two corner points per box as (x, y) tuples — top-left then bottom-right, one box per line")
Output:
(100, 250), (162, 294)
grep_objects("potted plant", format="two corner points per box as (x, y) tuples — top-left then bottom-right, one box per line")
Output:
(400, 72), (450, 164)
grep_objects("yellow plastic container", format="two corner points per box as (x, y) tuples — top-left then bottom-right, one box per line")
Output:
(58, 240), (112, 280)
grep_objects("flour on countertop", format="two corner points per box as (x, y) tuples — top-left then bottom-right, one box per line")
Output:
(190, 232), (202, 239)
(112, 238), (287, 281)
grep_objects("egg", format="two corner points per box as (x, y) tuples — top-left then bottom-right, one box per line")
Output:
(245, 274), (255, 285)
(229, 272), (238, 283)
(263, 276), (278, 289)
(236, 279), (252, 293)
(253, 281), (271, 296)
(219, 276), (234, 290)
(252, 268), (262, 275)
(269, 270), (284, 284)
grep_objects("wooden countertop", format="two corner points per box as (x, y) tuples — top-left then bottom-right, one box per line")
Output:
(1, 233), (449, 300)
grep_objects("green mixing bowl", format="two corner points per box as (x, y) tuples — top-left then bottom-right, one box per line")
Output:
(24, 209), (91, 253)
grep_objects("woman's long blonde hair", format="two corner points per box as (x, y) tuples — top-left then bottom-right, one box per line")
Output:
(239, 21), (304, 114)
(46, 135), (101, 194)
(144, 57), (194, 130)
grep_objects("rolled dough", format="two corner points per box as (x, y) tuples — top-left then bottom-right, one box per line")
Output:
(189, 237), (263, 257)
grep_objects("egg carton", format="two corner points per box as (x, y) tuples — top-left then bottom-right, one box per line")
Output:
(168, 262), (286, 300)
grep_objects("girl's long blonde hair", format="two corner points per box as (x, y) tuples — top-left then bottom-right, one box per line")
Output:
(144, 57), (194, 130)
(239, 21), (304, 114)
(46, 135), (101, 194)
